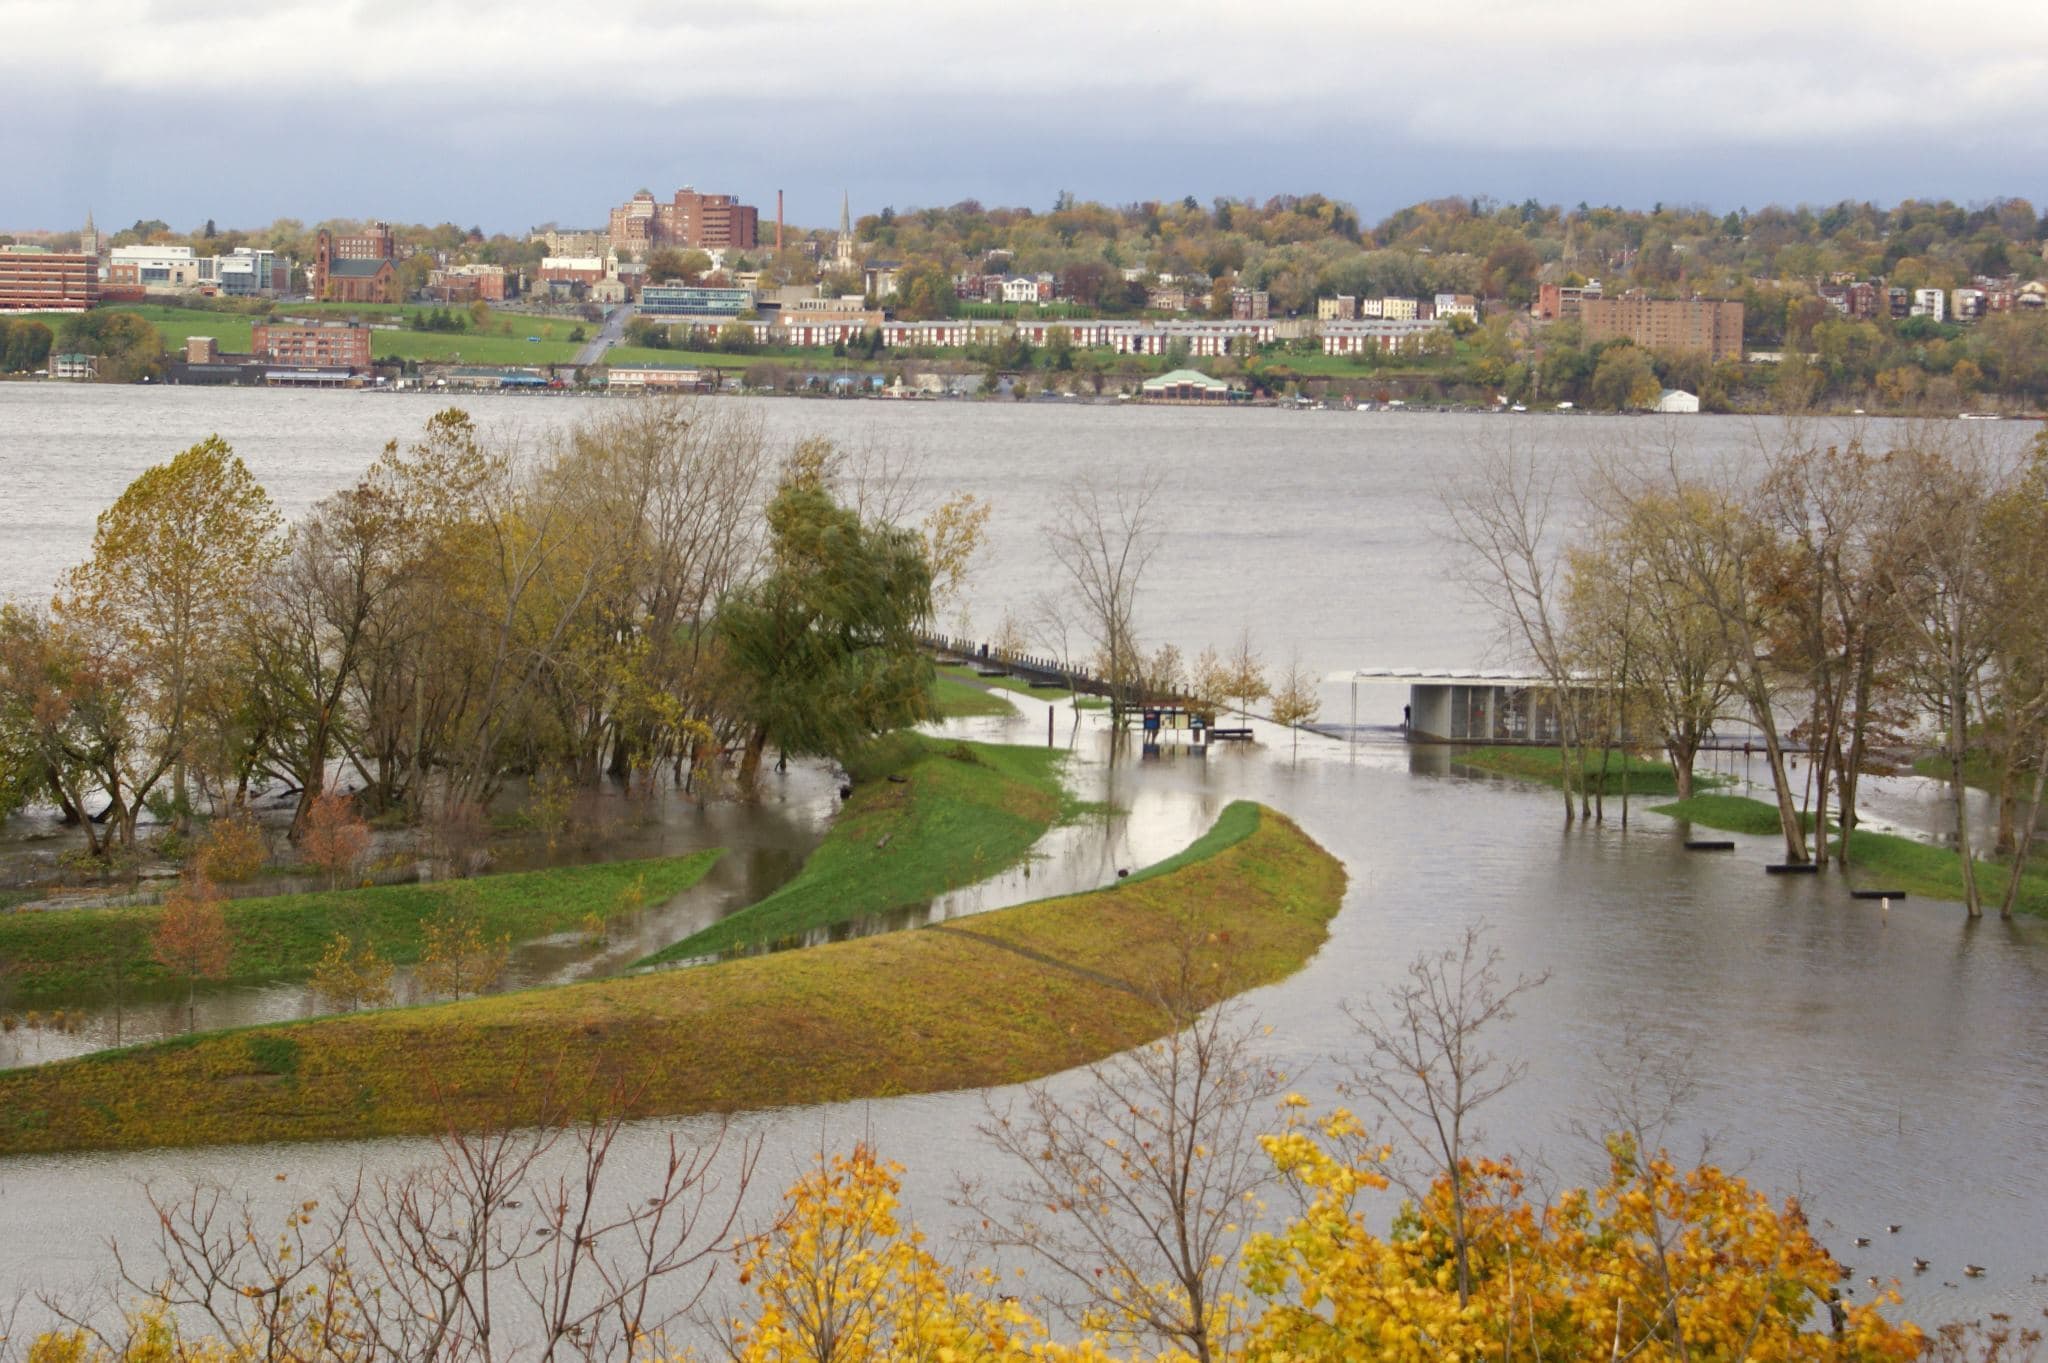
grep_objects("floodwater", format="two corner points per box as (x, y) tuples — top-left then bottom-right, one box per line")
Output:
(1, 388), (2045, 1335)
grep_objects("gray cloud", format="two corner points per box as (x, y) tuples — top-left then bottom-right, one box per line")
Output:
(3, 0), (2046, 231)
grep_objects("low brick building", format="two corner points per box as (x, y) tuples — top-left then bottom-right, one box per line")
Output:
(251, 323), (373, 371)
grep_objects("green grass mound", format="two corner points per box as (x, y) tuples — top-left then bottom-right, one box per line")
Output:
(641, 736), (1070, 963)
(0, 802), (1347, 1154)
(0, 852), (721, 1003)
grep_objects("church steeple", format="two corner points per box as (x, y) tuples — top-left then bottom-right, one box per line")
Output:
(834, 191), (855, 269)
(80, 208), (99, 258)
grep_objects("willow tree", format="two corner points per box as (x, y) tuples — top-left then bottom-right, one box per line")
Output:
(717, 475), (934, 783)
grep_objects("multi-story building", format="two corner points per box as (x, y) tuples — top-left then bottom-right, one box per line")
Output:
(0, 245), (101, 311)
(1911, 288), (1946, 321)
(215, 247), (290, 296)
(538, 255), (610, 286)
(1434, 293), (1479, 322)
(1533, 280), (1604, 321)
(251, 322), (373, 372)
(1317, 295), (1359, 321)
(607, 187), (759, 258)
(108, 244), (205, 291)
(1230, 288), (1270, 320)
(639, 284), (753, 318)
(1888, 287), (1912, 319)
(1579, 296), (1745, 361)
(1380, 296), (1420, 321)
(531, 228), (610, 257)
(426, 263), (510, 303)
(1952, 288), (1988, 321)
(1818, 280), (1885, 319)
(329, 222), (396, 261)
(1321, 319), (1447, 355)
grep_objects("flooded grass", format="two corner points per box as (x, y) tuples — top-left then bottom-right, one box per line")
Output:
(640, 735), (1069, 962)
(0, 802), (1344, 1153)
(1457, 745), (1719, 797)
(1654, 793), (2048, 913)
(0, 852), (722, 1003)
(933, 675), (1018, 718)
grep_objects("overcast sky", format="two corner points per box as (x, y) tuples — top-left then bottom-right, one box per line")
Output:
(6, 0), (2048, 236)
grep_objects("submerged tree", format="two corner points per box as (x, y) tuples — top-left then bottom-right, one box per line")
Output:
(717, 472), (934, 783)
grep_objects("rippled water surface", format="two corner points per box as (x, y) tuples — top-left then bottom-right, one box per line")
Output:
(1, 388), (2044, 1332)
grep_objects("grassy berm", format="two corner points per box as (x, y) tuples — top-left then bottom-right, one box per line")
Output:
(0, 801), (1345, 1154)
(642, 733), (1070, 962)
(0, 853), (721, 1003)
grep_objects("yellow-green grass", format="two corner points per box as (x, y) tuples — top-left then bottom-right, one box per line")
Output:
(640, 736), (1069, 962)
(1457, 745), (1720, 797)
(0, 853), (720, 1004)
(1651, 794), (2048, 914)
(369, 330), (581, 366)
(0, 803), (1342, 1154)
(934, 675), (1019, 718)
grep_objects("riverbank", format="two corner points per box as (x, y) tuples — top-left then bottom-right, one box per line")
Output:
(0, 852), (722, 1004)
(1652, 793), (2048, 913)
(0, 800), (1343, 1154)
(640, 734), (1070, 962)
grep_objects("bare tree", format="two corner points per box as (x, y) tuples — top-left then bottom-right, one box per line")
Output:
(55, 1086), (759, 1363)
(1042, 468), (1166, 741)
(957, 961), (1284, 1363)
(1341, 924), (1548, 1308)
(1441, 439), (1594, 819)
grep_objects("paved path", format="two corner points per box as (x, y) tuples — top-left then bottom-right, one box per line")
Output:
(575, 304), (632, 367)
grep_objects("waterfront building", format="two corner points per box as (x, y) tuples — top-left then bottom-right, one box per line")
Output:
(0, 245), (100, 311)
(1579, 295), (1744, 361)
(251, 322), (373, 372)
(50, 352), (99, 380)
(605, 364), (713, 391)
(1656, 387), (1701, 413)
(1139, 368), (1243, 401)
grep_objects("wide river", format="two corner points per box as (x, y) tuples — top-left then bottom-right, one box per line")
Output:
(0, 387), (2044, 1333)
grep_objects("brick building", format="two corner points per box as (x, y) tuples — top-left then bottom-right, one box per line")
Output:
(251, 322), (373, 371)
(427, 264), (510, 303)
(313, 223), (400, 302)
(606, 188), (758, 257)
(1534, 280), (1604, 321)
(1579, 296), (1744, 361)
(0, 246), (101, 311)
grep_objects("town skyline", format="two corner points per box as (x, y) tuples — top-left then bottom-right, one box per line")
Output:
(7, 0), (2048, 231)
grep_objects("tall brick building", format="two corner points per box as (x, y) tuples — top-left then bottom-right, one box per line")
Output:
(607, 188), (758, 258)
(0, 246), (101, 311)
(1579, 296), (1744, 362)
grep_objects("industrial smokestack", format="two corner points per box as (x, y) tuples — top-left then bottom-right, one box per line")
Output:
(776, 190), (784, 254)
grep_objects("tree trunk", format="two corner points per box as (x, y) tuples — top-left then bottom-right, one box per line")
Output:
(1999, 733), (2048, 919)
(1948, 684), (1983, 917)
